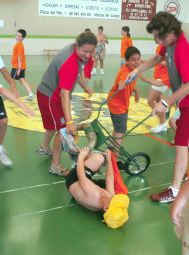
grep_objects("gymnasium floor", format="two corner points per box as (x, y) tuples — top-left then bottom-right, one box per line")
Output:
(0, 54), (181, 255)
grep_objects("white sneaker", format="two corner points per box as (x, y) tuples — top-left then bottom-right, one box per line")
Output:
(151, 123), (167, 133)
(100, 69), (104, 75)
(91, 68), (96, 75)
(0, 148), (13, 166)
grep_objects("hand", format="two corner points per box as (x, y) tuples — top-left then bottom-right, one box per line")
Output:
(125, 69), (138, 84)
(134, 92), (140, 103)
(66, 123), (77, 135)
(104, 149), (112, 162)
(21, 104), (35, 118)
(16, 69), (21, 76)
(85, 87), (93, 97)
(153, 101), (167, 114)
(78, 147), (90, 161)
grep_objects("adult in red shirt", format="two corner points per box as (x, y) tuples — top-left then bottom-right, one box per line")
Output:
(37, 32), (97, 176)
(126, 12), (189, 203)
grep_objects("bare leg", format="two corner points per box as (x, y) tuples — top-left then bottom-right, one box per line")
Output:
(84, 153), (105, 172)
(41, 130), (55, 149)
(172, 146), (188, 190)
(0, 118), (8, 144)
(94, 58), (98, 68)
(99, 59), (104, 69)
(148, 88), (166, 124)
(19, 78), (33, 95)
(52, 132), (62, 166)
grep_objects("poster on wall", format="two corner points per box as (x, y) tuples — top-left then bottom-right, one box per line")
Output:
(39, 0), (122, 20)
(121, 0), (156, 21)
(39, 0), (189, 23)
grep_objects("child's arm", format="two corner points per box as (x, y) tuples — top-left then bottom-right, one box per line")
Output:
(139, 73), (166, 87)
(0, 85), (34, 117)
(170, 180), (189, 226)
(17, 56), (22, 76)
(133, 87), (140, 102)
(105, 150), (115, 196)
(77, 147), (99, 195)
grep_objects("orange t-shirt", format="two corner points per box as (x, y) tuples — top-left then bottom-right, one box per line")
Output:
(120, 37), (133, 58)
(108, 65), (137, 114)
(154, 45), (170, 87)
(11, 42), (26, 69)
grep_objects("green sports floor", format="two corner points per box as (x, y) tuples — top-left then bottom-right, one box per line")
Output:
(0, 54), (181, 255)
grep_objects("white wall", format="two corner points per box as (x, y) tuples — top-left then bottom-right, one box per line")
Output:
(0, 38), (156, 56)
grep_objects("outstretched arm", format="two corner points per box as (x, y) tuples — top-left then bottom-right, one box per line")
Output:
(0, 85), (34, 117)
(105, 150), (115, 196)
(139, 73), (167, 87)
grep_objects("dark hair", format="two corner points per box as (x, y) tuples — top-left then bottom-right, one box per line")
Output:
(125, 46), (141, 60)
(122, 26), (131, 38)
(146, 11), (182, 38)
(17, 29), (27, 38)
(84, 28), (91, 33)
(76, 32), (97, 47)
(98, 26), (103, 31)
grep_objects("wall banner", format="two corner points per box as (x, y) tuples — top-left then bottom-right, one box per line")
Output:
(39, 0), (122, 20)
(39, 0), (189, 23)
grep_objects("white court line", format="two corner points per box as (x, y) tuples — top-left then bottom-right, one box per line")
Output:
(12, 203), (76, 219)
(10, 182), (172, 219)
(128, 182), (171, 194)
(0, 160), (174, 195)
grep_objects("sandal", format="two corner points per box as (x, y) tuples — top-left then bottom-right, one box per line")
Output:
(49, 164), (70, 177)
(36, 146), (52, 156)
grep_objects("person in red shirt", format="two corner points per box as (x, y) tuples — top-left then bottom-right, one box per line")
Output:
(126, 12), (189, 204)
(11, 29), (34, 101)
(108, 46), (140, 147)
(139, 45), (171, 133)
(120, 26), (133, 66)
(37, 32), (97, 176)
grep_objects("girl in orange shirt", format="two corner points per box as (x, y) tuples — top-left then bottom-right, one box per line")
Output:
(120, 26), (133, 66)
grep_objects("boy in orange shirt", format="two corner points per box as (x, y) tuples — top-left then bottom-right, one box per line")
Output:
(108, 46), (140, 146)
(11, 29), (34, 101)
(120, 26), (133, 66)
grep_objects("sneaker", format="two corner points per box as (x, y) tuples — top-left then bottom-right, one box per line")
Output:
(150, 187), (176, 203)
(91, 68), (96, 75)
(0, 148), (13, 166)
(151, 123), (167, 133)
(100, 69), (104, 75)
(36, 146), (52, 156)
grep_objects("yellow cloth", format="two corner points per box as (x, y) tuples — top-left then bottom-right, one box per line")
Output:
(103, 194), (129, 229)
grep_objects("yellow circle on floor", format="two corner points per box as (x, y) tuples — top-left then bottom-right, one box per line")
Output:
(4, 93), (160, 135)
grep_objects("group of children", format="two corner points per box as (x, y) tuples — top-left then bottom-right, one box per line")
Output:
(0, 13), (189, 247)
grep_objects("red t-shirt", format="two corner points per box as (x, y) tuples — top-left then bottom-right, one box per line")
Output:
(158, 32), (189, 84)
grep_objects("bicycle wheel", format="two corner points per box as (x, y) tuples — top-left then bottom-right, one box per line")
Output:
(124, 152), (150, 176)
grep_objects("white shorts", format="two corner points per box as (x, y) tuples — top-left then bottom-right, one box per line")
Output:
(151, 79), (169, 93)
(0, 56), (5, 70)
